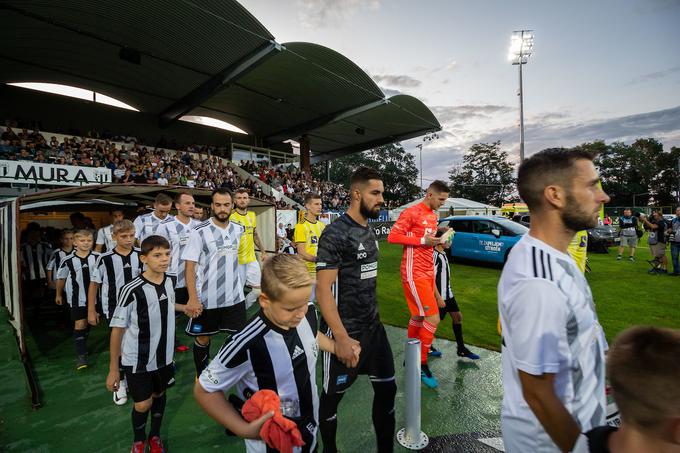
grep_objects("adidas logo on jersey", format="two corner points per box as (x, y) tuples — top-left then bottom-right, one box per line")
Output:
(291, 345), (305, 360)
(123, 263), (131, 268)
(358, 243), (365, 251)
(159, 293), (168, 300)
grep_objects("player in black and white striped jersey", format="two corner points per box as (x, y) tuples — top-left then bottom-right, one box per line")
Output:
(133, 193), (174, 245)
(194, 254), (347, 453)
(88, 219), (142, 406)
(183, 188), (246, 378)
(107, 235), (187, 453)
(55, 229), (100, 370)
(95, 209), (125, 252)
(21, 229), (52, 282)
(47, 229), (74, 289)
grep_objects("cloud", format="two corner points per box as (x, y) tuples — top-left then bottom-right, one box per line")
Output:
(297, 0), (380, 28)
(430, 104), (514, 123)
(628, 66), (680, 85)
(412, 60), (458, 75)
(371, 74), (422, 88)
(378, 86), (402, 97)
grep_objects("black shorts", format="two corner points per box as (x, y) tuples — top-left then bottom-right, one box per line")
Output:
(322, 322), (395, 395)
(175, 287), (189, 305)
(123, 365), (174, 402)
(70, 305), (88, 322)
(439, 295), (460, 320)
(185, 302), (247, 336)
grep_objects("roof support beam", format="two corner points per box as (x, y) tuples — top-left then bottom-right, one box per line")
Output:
(159, 41), (282, 127)
(264, 97), (388, 144)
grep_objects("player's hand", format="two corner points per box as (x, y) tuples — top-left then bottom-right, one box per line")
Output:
(240, 411), (275, 439)
(88, 310), (100, 326)
(335, 336), (361, 368)
(422, 234), (439, 247)
(186, 297), (203, 318)
(106, 369), (120, 392)
(55, 295), (63, 306)
(436, 296), (446, 308)
(351, 344), (361, 361)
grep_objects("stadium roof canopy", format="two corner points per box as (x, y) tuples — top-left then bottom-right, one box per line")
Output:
(0, 0), (441, 162)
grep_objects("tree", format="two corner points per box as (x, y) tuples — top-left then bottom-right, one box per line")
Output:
(448, 141), (516, 206)
(311, 143), (421, 206)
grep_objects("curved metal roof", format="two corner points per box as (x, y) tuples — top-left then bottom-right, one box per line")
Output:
(0, 0), (440, 160)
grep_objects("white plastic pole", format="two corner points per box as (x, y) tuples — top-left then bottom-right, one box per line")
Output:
(397, 339), (429, 450)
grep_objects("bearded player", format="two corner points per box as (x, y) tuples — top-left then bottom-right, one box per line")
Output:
(387, 180), (450, 388)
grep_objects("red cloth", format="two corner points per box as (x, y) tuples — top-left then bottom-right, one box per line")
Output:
(387, 202), (439, 280)
(242, 390), (305, 453)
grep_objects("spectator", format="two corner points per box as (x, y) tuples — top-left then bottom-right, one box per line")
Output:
(276, 222), (287, 239)
(669, 207), (680, 276)
(616, 208), (639, 261)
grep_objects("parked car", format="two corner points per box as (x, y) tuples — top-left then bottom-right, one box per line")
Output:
(512, 214), (530, 228)
(587, 224), (619, 252)
(438, 215), (528, 264)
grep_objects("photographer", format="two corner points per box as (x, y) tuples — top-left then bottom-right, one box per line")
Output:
(640, 211), (668, 274)
(616, 208), (638, 261)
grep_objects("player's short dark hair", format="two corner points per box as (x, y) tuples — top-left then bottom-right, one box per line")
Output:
(517, 147), (597, 211)
(304, 192), (321, 204)
(235, 188), (249, 196)
(211, 187), (233, 202)
(174, 191), (193, 203)
(154, 193), (173, 206)
(428, 180), (449, 194)
(60, 229), (74, 238)
(349, 167), (382, 189)
(607, 326), (680, 430)
(140, 235), (170, 256)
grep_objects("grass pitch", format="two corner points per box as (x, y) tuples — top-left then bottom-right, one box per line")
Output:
(376, 239), (680, 351)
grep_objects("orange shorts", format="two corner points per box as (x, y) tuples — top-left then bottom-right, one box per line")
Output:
(402, 278), (438, 317)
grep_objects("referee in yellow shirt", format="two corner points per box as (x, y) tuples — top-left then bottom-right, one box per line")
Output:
(294, 192), (325, 301)
(230, 189), (267, 309)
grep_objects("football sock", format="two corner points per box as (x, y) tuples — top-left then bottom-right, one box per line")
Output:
(419, 321), (437, 364)
(148, 394), (166, 438)
(73, 329), (87, 356)
(452, 323), (465, 351)
(132, 408), (149, 442)
(193, 340), (210, 376)
(319, 390), (346, 453)
(371, 380), (397, 453)
(407, 318), (422, 339)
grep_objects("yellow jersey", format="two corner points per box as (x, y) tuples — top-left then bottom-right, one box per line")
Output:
(230, 210), (257, 264)
(568, 230), (588, 273)
(294, 218), (325, 275)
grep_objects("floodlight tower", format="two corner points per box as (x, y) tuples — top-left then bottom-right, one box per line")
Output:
(508, 30), (534, 162)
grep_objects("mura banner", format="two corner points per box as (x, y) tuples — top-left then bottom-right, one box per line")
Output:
(0, 161), (112, 186)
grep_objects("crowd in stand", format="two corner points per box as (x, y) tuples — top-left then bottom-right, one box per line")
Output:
(1, 123), (356, 211)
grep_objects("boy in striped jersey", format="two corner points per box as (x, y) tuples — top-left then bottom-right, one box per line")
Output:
(184, 188), (246, 377)
(88, 219), (142, 405)
(133, 193), (174, 245)
(55, 229), (100, 370)
(107, 235), (186, 453)
(194, 254), (349, 453)
(47, 229), (74, 289)
(429, 229), (479, 360)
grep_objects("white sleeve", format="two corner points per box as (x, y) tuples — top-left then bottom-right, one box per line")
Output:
(109, 291), (134, 328)
(91, 256), (104, 283)
(46, 251), (57, 271)
(56, 260), (69, 280)
(198, 343), (250, 393)
(181, 229), (201, 263)
(133, 216), (143, 240)
(503, 279), (568, 375)
(96, 228), (105, 245)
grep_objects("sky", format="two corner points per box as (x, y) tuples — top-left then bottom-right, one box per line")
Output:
(240, 0), (680, 185)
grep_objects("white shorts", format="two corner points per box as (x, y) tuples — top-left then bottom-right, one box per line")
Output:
(238, 261), (261, 288)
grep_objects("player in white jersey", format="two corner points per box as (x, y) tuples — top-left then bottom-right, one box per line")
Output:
(156, 191), (197, 353)
(183, 188), (246, 378)
(133, 193), (174, 244)
(95, 209), (124, 252)
(499, 148), (610, 453)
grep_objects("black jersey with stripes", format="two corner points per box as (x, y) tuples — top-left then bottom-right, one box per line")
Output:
(56, 251), (100, 308)
(91, 248), (143, 319)
(110, 274), (177, 373)
(199, 305), (320, 451)
(21, 242), (52, 281)
(315, 213), (380, 334)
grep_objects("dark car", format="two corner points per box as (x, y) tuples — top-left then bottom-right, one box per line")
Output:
(587, 225), (619, 252)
